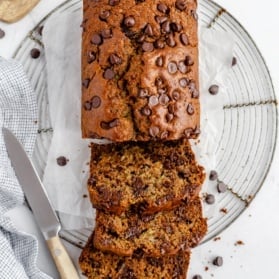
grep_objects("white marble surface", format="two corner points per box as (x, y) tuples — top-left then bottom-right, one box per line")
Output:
(0, 1), (278, 278)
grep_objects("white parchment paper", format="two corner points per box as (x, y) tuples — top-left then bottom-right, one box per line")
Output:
(42, 9), (234, 230)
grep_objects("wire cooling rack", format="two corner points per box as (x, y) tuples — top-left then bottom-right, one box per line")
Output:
(13, 0), (277, 248)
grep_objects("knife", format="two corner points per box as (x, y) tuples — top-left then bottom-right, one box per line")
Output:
(3, 128), (79, 279)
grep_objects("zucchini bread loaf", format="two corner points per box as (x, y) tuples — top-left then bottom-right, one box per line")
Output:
(79, 233), (191, 279)
(82, 0), (200, 141)
(88, 139), (205, 215)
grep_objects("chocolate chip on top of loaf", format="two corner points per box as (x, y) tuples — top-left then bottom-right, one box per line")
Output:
(88, 139), (205, 215)
(93, 197), (207, 257)
(79, 233), (191, 279)
(82, 0), (200, 142)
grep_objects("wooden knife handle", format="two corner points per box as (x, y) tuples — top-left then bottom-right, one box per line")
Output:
(47, 235), (79, 279)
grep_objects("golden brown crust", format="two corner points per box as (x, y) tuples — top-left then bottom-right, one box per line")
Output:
(81, 0), (199, 142)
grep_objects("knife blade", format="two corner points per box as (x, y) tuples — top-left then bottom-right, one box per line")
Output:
(3, 127), (79, 279)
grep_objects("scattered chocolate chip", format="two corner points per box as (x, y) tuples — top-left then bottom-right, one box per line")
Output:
(109, 0), (119, 6)
(91, 34), (102, 45)
(205, 194), (215, 204)
(187, 103), (194, 115)
(149, 126), (160, 137)
(82, 79), (90, 88)
(179, 78), (188, 88)
(91, 96), (101, 108)
(99, 10), (110, 21)
(160, 131), (169, 139)
(213, 256), (223, 266)
(232, 56), (237, 66)
(168, 103), (176, 114)
(101, 29), (113, 39)
(101, 118), (119, 129)
(154, 39), (165, 49)
(155, 77), (163, 87)
(192, 275), (202, 279)
(185, 55), (194, 66)
(217, 181), (227, 193)
(177, 61), (187, 74)
(87, 51), (96, 63)
(103, 68), (115, 80)
(175, 0), (187, 11)
(155, 56), (164, 67)
(184, 128), (193, 138)
(209, 170), (218, 181)
(155, 16), (168, 24)
(166, 34), (176, 47)
(30, 48), (40, 59)
(180, 33), (189, 45)
(0, 28), (5, 39)
(56, 156), (68, 166)
(83, 101), (92, 111)
(161, 21), (171, 34)
(209, 84), (219, 95)
(159, 94), (170, 105)
(124, 16), (135, 27)
(167, 61), (178, 74)
(191, 10), (198, 20)
(37, 26), (44, 36)
(170, 22), (182, 32)
(144, 24), (153, 36)
(166, 113), (174, 122)
(172, 91), (180, 101)
(193, 126), (201, 135)
(158, 88), (167, 94)
(157, 3), (170, 14)
(141, 106), (152, 116)
(109, 53), (122, 65)
(137, 35), (146, 43)
(142, 42), (154, 52)
(149, 95), (159, 107)
(138, 88), (149, 98)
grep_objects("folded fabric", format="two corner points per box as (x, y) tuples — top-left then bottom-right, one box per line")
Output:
(0, 57), (51, 279)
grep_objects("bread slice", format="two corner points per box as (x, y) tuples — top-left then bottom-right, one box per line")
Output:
(93, 197), (207, 257)
(88, 139), (205, 215)
(79, 233), (191, 279)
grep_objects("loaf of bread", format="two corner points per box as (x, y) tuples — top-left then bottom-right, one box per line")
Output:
(88, 139), (205, 215)
(79, 233), (191, 279)
(82, 0), (199, 142)
(93, 197), (207, 257)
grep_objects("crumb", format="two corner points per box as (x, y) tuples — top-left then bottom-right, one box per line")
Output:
(34, 120), (38, 124)
(86, 162), (89, 165)
(83, 194), (88, 198)
(205, 266), (209, 271)
(211, 274), (214, 277)
(220, 208), (228, 214)
(213, 237), (221, 242)
(82, 170), (85, 173)
(249, 214), (252, 217)
(234, 240), (245, 246)
(79, 241), (83, 245)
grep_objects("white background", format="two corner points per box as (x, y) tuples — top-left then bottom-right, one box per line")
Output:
(0, 0), (279, 278)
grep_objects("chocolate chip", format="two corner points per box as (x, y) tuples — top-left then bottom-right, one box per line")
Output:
(109, 0), (119, 6)
(137, 35), (146, 43)
(161, 21), (171, 34)
(209, 170), (218, 181)
(175, 0), (187, 11)
(99, 10), (110, 21)
(30, 48), (40, 59)
(101, 118), (119, 129)
(193, 126), (201, 135)
(166, 113), (174, 122)
(0, 28), (5, 39)
(149, 95), (159, 107)
(160, 131), (169, 139)
(91, 34), (102, 45)
(192, 275), (202, 279)
(154, 39), (165, 49)
(191, 10), (198, 21)
(149, 126), (160, 137)
(170, 22), (182, 32)
(205, 194), (215, 204)
(178, 60), (187, 74)
(103, 68), (115, 80)
(158, 88), (167, 94)
(209, 84), (219, 95)
(141, 106), (152, 116)
(157, 3), (170, 14)
(166, 34), (176, 47)
(82, 79), (90, 88)
(124, 16), (135, 27)
(138, 88), (149, 98)
(142, 42), (154, 52)
(217, 181), (227, 193)
(168, 61), (178, 74)
(185, 55), (194, 66)
(184, 128), (193, 138)
(168, 103), (176, 114)
(172, 91), (180, 101)
(213, 256), (223, 266)
(56, 156), (68, 166)
(179, 78), (188, 88)
(92, 96), (101, 108)
(101, 29), (113, 39)
(109, 53), (122, 65)
(155, 16), (168, 24)
(144, 24), (153, 36)
(187, 103), (194, 115)
(156, 56), (164, 67)
(232, 56), (237, 66)
(155, 77), (163, 87)
(159, 94), (170, 105)
(180, 33), (189, 45)
(37, 26), (44, 36)
(83, 101), (92, 111)
(87, 51), (96, 64)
